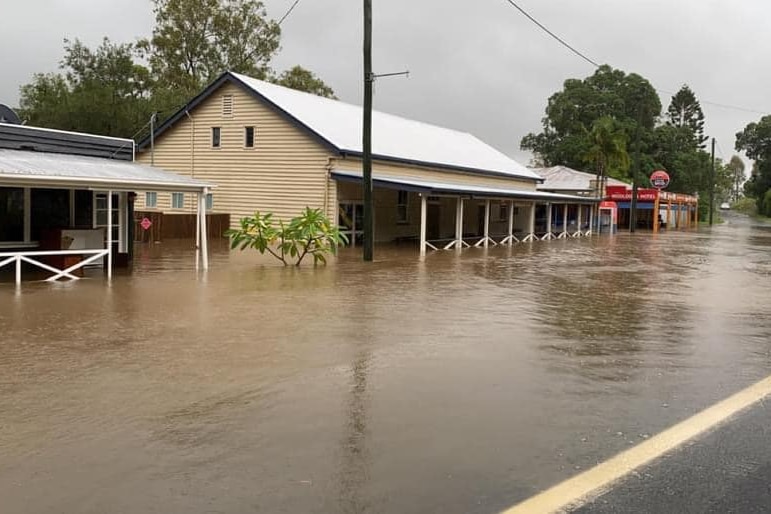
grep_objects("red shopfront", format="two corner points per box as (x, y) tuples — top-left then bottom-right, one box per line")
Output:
(605, 186), (699, 231)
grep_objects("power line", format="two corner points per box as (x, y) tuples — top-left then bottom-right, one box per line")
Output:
(502, 1), (768, 116)
(502, 0), (600, 68)
(277, 0), (302, 25)
(656, 88), (768, 116)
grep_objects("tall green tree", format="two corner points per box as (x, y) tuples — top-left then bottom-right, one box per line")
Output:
(138, 0), (281, 109)
(19, 38), (153, 138)
(521, 65), (661, 169)
(727, 155), (746, 202)
(17, 0), (336, 139)
(272, 66), (337, 99)
(666, 85), (708, 149)
(736, 115), (771, 214)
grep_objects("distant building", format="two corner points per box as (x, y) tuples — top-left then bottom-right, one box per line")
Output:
(534, 165), (630, 197)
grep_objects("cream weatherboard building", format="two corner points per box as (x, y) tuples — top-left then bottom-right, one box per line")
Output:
(136, 72), (595, 253)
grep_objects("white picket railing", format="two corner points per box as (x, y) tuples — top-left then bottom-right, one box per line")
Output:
(0, 249), (109, 285)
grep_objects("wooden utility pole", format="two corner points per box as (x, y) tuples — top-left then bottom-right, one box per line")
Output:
(629, 107), (643, 233)
(709, 137), (715, 226)
(362, 0), (374, 261)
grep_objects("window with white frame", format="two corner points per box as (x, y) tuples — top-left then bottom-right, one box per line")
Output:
(396, 190), (409, 223)
(145, 192), (157, 208)
(244, 126), (255, 148)
(206, 193), (213, 210)
(171, 192), (185, 209)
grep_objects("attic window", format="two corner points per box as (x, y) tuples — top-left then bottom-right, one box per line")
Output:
(222, 95), (234, 117)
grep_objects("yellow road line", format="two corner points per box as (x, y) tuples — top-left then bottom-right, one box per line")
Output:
(502, 374), (771, 514)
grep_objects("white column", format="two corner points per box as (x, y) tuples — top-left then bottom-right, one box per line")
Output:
(455, 197), (464, 249)
(524, 202), (536, 242)
(588, 205), (594, 236)
(545, 202), (553, 239)
(483, 199), (490, 247)
(200, 190), (209, 271)
(107, 190), (113, 279)
(561, 204), (568, 238)
(420, 193), (427, 257)
(195, 192), (201, 270)
(118, 192), (127, 253)
(575, 204), (582, 237)
(23, 188), (31, 243)
(507, 200), (514, 245)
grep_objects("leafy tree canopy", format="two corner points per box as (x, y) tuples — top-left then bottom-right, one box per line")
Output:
(521, 65), (661, 170)
(19, 38), (153, 138)
(736, 115), (771, 213)
(17, 0), (334, 139)
(138, 0), (281, 104)
(272, 66), (337, 99)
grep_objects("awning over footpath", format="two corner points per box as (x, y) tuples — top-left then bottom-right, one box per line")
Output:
(331, 169), (596, 203)
(0, 148), (212, 192)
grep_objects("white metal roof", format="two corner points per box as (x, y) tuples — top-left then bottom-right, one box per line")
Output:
(535, 165), (630, 191)
(331, 169), (596, 203)
(0, 148), (212, 192)
(232, 72), (542, 182)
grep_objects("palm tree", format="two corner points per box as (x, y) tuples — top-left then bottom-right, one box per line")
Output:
(582, 116), (631, 231)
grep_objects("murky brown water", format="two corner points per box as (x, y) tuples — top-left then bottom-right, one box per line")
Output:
(2, 213), (771, 514)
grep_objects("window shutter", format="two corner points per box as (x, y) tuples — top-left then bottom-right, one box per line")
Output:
(222, 95), (234, 117)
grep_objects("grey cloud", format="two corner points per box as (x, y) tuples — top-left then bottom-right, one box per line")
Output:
(2, 0), (768, 166)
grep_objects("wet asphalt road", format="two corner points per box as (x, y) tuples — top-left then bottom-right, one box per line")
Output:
(574, 400), (771, 514)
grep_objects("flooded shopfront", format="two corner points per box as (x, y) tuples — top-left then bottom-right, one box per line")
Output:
(1, 214), (770, 513)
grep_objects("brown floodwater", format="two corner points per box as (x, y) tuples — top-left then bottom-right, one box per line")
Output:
(1, 213), (771, 514)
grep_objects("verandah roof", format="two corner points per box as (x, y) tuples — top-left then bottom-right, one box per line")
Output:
(0, 148), (212, 192)
(331, 169), (597, 203)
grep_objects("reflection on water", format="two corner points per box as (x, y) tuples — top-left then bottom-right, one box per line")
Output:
(1, 214), (771, 513)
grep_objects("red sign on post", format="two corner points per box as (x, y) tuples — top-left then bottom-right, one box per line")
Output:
(650, 170), (670, 190)
(140, 217), (153, 231)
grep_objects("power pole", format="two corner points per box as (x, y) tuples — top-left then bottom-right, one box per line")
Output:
(362, 0), (374, 261)
(629, 107), (643, 233)
(709, 137), (715, 226)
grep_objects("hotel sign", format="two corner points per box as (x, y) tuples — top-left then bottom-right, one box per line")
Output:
(650, 170), (671, 190)
(606, 187), (658, 202)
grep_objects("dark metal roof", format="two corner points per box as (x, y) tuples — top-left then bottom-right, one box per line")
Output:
(0, 123), (134, 161)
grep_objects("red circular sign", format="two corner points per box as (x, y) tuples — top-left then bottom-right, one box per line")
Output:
(650, 170), (670, 190)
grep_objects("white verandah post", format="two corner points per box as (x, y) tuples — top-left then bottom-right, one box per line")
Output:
(544, 202), (553, 240)
(420, 193), (427, 257)
(195, 191), (202, 270)
(523, 202), (536, 242)
(483, 199), (490, 247)
(201, 189), (209, 271)
(107, 190), (113, 279)
(574, 204), (583, 237)
(560, 204), (568, 238)
(508, 200), (515, 245)
(587, 204), (594, 236)
(455, 197), (464, 250)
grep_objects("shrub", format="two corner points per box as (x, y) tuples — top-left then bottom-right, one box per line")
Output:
(732, 197), (758, 216)
(225, 208), (348, 266)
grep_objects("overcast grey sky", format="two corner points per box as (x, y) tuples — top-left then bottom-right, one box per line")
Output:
(1, 0), (768, 167)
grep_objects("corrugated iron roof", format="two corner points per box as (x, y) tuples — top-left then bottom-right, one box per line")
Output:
(331, 169), (596, 203)
(0, 148), (211, 192)
(224, 73), (542, 182)
(534, 165), (629, 191)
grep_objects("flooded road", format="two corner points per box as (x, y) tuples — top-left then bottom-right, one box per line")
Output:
(1, 214), (771, 514)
